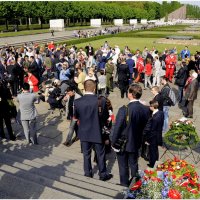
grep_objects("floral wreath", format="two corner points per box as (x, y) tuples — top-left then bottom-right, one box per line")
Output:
(164, 118), (200, 149)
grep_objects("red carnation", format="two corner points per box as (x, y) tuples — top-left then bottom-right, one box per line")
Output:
(130, 180), (142, 191)
(168, 189), (181, 199)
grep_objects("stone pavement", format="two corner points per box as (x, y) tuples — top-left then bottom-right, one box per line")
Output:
(0, 82), (199, 198)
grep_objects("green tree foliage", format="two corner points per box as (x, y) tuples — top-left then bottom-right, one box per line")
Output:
(187, 5), (200, 19)
(0, 1), (182, 28)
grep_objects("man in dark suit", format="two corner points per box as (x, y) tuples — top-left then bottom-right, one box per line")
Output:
(74, 79), (113, 181)
(151, 86), (163, 111)
(143, 100), (164, 168)
(29, 56), (40, 82)
(112, 84), (149, 187)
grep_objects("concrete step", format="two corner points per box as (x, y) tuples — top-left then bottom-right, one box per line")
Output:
(0, 145), (124, 188)
(0, 163), (120, 199)
(0, 141), (120, 181)
(0, 170), (79, 199)
(0, 189), (15, 199)
(0, 152), (124, 198)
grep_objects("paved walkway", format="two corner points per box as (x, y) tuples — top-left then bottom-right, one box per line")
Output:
(12, 82), (200, 173)
(0, 24), (148, 47)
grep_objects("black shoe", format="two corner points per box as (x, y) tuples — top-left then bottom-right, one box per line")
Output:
(84, 174), (93, 178)
(141, 154), (149, 161)
(100, 174), (113, 181)
(10, 136), (16, 141)
(147, 164), (154, 168)
(63, 141), (72, 147)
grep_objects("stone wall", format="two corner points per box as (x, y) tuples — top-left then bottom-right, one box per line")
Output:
(168, 5), (186, 20)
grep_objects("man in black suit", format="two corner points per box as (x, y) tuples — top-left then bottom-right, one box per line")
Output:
(143, 100), (164, 168)
(151, 86), (163, 111)
(74, 79), (112, 181)
(29, 56), (40, 82)
(112, 84), (149, 187)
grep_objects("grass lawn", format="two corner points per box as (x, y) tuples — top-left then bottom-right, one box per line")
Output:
(75, 37), (200, 55)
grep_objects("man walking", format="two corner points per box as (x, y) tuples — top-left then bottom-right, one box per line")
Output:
(17, 83), (39, 144)
(74, 80), (112, 181)
(112, 84), (149, 187)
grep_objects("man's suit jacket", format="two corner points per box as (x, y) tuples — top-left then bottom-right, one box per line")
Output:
(153, 93), (164, 111)
(112, 101), (150, 152)
(74, 94), (107, 143)
(143, 110), (164, 146)
(185, 78), (199, 101)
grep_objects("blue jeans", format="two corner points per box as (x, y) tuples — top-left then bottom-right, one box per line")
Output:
(163, 106), (169, 133)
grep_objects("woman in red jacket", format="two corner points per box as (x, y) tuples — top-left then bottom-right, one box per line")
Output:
(144, 58), (152, 89)
(24, 68), (39, 93)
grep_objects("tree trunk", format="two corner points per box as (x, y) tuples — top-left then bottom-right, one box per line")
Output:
(19, 18), (22, 25)
(40, 17), (43, 29)
(26, 17), (29, 29)
(68, 18), (70, 26)
(38, 18), (41, 25)
(29, 17), (31, 25)
(5, 19), (8, 30)
(80, 18), (83, 26)
(73, 17), (75, 26)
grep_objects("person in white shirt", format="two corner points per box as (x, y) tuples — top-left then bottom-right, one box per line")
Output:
(153, 56), (161, 87)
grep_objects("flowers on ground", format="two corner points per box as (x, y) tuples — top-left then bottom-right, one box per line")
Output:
(126, 157), (200, 199)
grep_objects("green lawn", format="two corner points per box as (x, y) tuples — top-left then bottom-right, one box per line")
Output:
(75, 37), (200, 55)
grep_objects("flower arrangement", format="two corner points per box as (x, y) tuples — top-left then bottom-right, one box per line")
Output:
(164, 118), (200, 149)
(125, 157), (200, 199)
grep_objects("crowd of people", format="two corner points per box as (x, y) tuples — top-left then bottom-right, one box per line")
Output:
(73, 27), (122, 38)
(0, 40), (200, 186)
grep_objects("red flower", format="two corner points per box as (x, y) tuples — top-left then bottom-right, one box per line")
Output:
(144, 170), (154, 175)
(168, 189), (181, 199)
(180, 180), (189, 187)
(130, 180), (142, 191)
(190, 189), (198, 194)
(174, 157), (180, 162)
(151, 177), (162, 182)
(172, 174), (176, 179)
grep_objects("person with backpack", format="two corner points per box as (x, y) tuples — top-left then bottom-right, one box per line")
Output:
(160, 76), (176, 133)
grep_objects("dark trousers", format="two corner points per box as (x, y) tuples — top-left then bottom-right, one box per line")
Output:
(177, 86), (184, 103)
(81, 141), (107, 178)
(10, 80), (18, 96)
(116, 151), (138, 187)
(186, 99), (194, 117)
(0, 114), (14, 139)
(148, 137), (159, 167)
(65, 119), (78, 144)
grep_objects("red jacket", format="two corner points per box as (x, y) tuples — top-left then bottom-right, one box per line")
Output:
(145, 63), (152, 76)
(165, 55), (176, 69)
(24, 74), (39, 92)
(136, 57), (144, 73)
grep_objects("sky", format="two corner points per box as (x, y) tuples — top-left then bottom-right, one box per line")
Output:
(154, 0), (200, 6)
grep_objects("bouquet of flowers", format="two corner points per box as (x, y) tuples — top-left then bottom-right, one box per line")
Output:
(125, 157), (200, 199)
(164, 117), (200, 149)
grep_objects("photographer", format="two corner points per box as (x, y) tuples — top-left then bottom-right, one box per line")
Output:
(47, 79), (64, 110)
